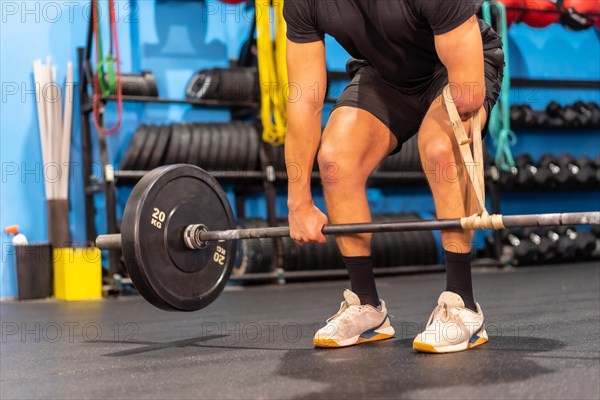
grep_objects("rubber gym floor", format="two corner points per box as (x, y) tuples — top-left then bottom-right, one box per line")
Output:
(1, 262), (598, 400)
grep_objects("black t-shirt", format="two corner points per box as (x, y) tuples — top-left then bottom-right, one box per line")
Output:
(283, 0), (502, 90)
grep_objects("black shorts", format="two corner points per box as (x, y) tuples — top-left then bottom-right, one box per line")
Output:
(331, 47), (505, 155)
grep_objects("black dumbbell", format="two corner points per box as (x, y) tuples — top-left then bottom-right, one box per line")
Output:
(572, 101), (594, 128)
(558, 154), (596, 188)
(515, 154), (539, 188)
(498, 165), (519, 188)
(483, 229), (511, 260)
(506, 231), (539, 265)
(537, 227), (577, 262)
(527, 226), (593, 263)
(573, 230), (596, 260)
(564, 105), (588, 128)
(546, 101), (566, 129)
(521, 105), (537, 127)
(521, 227), (560, 263)
(533, 110), (549, 127)
(591, 224), (600, 239)
(511, 105), (536, 128)
(510, 105), (523, 128)
(550, 226), (579, 261)
(552, 228), (578, 261)
(537, 153), (570, 188)
(547, 101), (589, 128)
(585, 102), (600, 128)
(555, 226), (597, 261)
(579, 156), (599, 187)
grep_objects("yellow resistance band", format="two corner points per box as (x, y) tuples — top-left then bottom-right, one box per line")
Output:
(256, 0), (288, 146)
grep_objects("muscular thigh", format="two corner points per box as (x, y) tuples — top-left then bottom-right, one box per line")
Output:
(320, 106), (398, 177)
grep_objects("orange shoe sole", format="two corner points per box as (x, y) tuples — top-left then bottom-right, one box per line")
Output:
(413, 336), (488, 354)
(314, 332), (394, 348)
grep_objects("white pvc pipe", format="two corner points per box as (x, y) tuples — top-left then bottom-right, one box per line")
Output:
(43, 59), (55, 199)
(33, 60), (51, 199)
(52, 65), (63, 163)
(52, 63), (61, 198)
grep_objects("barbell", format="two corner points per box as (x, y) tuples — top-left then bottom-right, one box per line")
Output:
(96, 164), (600, 312)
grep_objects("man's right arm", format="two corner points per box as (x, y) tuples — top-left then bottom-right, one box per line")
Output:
(285, 39), (328, 243)
(285, 39), (326, 210)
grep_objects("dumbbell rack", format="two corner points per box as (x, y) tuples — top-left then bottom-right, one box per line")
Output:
(485, 75), (600, 265)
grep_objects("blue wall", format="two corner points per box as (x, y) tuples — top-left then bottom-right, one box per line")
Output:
(1, 1), (254, 243)
(1, 2), (599, 291)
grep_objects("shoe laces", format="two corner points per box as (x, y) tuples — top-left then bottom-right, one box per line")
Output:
(326, 301), (347, 323)
(430, 302), (460, 325)
(331, 304), (364, 324)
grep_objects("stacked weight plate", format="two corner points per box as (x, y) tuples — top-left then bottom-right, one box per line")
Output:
(370, 213), (438, 268)
(266, 136), (420, 175)
(370, 135), (426, 186)
(233, 219), (276, 275)
(378, 134), (421, 172)
(234, 213), (439, 274)
(120, 122), (260, 171)
(185, 67), (259, 103)
(278, 218), (345, 271)
(268, 145), (320, 172)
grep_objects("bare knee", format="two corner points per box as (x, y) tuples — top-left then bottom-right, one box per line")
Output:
(316, 141), (339, 171)
(318, 145), (357, 188)
(317, 142), (367, 189)
(421, 136), (455, 168)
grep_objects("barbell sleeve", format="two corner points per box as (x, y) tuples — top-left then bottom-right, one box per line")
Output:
(502, 212), (599, 229)
(96, 234), (123, 250)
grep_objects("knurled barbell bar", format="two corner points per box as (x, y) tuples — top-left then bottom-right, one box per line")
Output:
(95, 164), (600, 312)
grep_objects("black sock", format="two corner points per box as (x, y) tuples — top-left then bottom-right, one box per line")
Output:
(343, 255), (380, 307)
(444, 250), (477, 311)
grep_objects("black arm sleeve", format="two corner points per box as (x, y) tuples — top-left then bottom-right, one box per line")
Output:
(414, 0), (484, 35)
(283, 0), (324, 43)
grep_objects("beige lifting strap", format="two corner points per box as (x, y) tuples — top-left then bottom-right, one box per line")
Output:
(442, 85), (505, 230)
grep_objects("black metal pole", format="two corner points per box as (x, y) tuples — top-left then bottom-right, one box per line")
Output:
(78, 47), (97, 244)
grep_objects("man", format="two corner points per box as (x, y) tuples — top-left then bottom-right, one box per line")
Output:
(283, 0), (504, 353)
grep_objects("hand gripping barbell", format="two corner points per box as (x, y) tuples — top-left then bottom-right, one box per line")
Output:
(96, 164), (600, 312)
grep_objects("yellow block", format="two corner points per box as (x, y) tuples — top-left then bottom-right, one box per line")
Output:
(53, 247), (102, 301)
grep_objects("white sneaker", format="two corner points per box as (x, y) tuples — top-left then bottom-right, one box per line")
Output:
(413, 291), (488, 354)
(313, 289), (395, 348)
